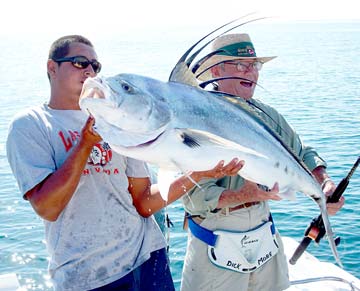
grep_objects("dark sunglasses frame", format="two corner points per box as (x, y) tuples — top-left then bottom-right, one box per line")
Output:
(53, 55), (102, 73)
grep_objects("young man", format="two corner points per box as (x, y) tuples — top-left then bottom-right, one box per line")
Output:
(181, 33), (345, 291)
(6, 35), (243, 291)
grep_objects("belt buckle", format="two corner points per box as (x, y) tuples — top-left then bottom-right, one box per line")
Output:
(243, 202), (251, 208)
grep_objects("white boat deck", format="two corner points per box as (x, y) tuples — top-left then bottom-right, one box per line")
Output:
(1, 237), (359, 291)
(0, 273), (20, 291)
(283, 236), (360, 291)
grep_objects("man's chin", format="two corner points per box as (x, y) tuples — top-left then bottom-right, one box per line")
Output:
(235, 89), (254, 100)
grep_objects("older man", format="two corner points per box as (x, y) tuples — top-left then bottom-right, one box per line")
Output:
(181, 33), (344, 291)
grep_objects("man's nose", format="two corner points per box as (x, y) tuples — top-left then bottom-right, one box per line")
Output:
(84, 65), (97, 77)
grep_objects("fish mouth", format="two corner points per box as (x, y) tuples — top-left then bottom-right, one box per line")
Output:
(80, 77), (110, 101)
(81, 86), (106, 100)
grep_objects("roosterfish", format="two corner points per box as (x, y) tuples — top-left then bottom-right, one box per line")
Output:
(79, 16), (342, 267)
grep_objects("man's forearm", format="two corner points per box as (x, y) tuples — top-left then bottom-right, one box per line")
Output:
(312, 166), (330, 185)
(145, 171), (219, 216)
(217, 181), (261, 208)
(26, 140), (93, 221)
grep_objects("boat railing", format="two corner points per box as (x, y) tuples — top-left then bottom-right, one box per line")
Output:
(290, 276), (360, 291)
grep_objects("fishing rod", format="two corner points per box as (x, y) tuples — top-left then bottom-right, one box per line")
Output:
(289, 156), (360, 265)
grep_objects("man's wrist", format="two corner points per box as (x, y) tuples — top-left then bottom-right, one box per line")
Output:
(321, 177), (332, 190)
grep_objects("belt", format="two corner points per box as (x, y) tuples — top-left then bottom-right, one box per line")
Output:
(211, 201), (260, 215)
(187, 213), (275, 247)
(226, 201), (260, 212)
(185, 201), (261, 231)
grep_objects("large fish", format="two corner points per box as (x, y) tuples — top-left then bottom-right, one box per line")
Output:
(78, 17), (341, 266)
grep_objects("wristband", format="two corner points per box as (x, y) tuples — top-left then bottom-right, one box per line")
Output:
(321, 177), (332, 189)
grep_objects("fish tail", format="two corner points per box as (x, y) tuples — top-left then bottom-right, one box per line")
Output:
(318, 198), (343, 268)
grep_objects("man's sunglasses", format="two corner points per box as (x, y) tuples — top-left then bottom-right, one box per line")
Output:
(224, 60), (263, 72)
(53, 55), (102, 73)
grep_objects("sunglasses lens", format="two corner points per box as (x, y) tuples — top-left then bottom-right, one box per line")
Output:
(254, 61), (263, 71)
(236, 62), (246, 72)
(72, 56), (89, 69)
(65, 56), (101, 73)
(91, 61), (101, 73)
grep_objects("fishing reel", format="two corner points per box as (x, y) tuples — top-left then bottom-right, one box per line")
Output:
(304, 216), (341, 245)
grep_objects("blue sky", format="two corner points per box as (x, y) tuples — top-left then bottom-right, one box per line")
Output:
(1, 0), (359, 36)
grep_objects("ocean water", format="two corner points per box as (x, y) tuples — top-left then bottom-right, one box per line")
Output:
(0, 21), (359, 290)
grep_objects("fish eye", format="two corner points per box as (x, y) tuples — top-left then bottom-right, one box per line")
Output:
(120, 81), (133, 93)
(122, 84), (130, 91)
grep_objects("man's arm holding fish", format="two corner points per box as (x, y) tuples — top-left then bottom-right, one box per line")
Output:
(183, 177), (282, 216)
(128, 159), (244, 218)
(255, 99), (344, 215)
(217, 180), (281, 208)
(184, 167), (343, 217)
(183, 104), (344, 217)
(217, 166), (344, 215)
(274, 109), (345, 214)
(23, 116), (102, 221)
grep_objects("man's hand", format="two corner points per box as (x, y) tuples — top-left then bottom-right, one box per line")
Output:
(322, 179), (345, 216)
(231, 180), (282, 204)
(312, 166), (345, 216)
(79, 115), (102, 148)
(241, 180), (282, 203)
(193, 158), (244, 180)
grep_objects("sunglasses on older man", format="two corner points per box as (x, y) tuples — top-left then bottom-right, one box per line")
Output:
(53, 55), (102, 73)
(224, 60), (263, 72)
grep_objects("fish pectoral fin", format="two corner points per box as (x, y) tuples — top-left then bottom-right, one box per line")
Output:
(180, 132), (201, 148)
(175, 128), (266, 158)
(278, 187), (297, 200)
(157, 168), (183, 202)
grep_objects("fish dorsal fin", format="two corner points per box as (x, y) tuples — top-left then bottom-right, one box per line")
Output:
(169, 62), (198, 86)
(168, 14), (268, 86)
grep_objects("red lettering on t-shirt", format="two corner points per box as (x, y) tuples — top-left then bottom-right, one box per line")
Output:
(69, 130), (80, 142)
(59, 131), (73, 152)
(83, 169), (90, 175)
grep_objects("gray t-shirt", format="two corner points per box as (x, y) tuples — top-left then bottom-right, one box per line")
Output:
(6, 104), (166, 291)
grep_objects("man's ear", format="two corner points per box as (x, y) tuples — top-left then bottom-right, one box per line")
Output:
(210, 65), (221, 77)
(47, 59), (57, 80)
